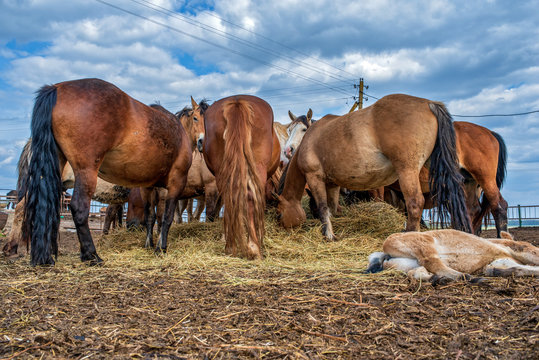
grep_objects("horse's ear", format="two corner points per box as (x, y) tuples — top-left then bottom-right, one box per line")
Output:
(307, 108), (313, 121)
(288, 110), (297, 122)
(500, 231), (514, 240)
(191, 96), (198, 109)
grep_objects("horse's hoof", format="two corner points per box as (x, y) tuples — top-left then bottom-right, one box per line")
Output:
(469, 276), (486, 284)
(430, 275), (453, 286)
(31, 257), (55, 267)
(154, 247), (167, 256)
(81, 253), (104, 266)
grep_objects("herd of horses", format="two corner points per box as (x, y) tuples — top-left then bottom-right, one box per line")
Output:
(4, 77), (539, 283)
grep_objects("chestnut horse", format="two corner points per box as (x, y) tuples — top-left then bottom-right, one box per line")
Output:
(453, 122), (508, 236)
(277, 94), (472, 239)
(175, 99), (222, 222)
(349, 122), (508, 237)
(21, 78), (191, 266)
(203, 95), (280, 259)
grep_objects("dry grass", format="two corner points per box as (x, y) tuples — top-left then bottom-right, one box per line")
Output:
(95, 201), (405, 278)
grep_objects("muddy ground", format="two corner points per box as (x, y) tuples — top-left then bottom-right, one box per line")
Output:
(0, 226), (538, 359)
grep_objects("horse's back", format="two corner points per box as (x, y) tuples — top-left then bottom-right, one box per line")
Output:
(51, 78), (190, 187)
(454, 121), (499, 175)
(204, 95), (274, 173)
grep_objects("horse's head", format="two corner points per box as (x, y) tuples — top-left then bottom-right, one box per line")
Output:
(191, 97), (209, 152)
(177, 97), (209, 152)
(276, 194), (306, 229)
(282, 109), (313, 164)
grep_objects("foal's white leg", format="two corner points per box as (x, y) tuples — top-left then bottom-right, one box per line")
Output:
(408, 266), (434, 281)
(485, 258), (539, 277)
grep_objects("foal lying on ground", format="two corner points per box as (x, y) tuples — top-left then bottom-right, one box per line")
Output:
(367, 229), (539, 283)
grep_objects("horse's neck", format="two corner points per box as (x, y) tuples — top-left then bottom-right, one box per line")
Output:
(282, 156), (306, 203)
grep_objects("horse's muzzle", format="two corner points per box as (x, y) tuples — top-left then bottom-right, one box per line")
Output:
(197, 138), (204, 152)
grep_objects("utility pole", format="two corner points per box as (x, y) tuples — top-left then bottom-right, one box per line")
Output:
(349, 78), (368, 113)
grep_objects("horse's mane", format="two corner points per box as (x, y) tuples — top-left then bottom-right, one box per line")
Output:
(176, 106), (192, 119)
(198, 99), (210, 114)
(294, 115), (311, 127)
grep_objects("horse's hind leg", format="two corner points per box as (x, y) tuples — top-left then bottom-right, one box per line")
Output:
(71, 171), (102, 264)
(186, 198), (194, 222)
(306, 173), (336, 240)
(176, 199), (188, 223)
(141, 187), (156, 248)
(193, 196), (205, 221)
(327, 185), (341, 216)
(396, 171), (424, 232)
(205, 184), (221, 222)
(485, 258), (539, 277)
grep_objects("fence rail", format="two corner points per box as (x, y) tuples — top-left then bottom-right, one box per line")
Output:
(2, 193), (539, 231)
(423, 204), (539, 230)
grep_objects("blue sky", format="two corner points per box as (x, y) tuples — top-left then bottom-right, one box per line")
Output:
(0, 0), (538, 206)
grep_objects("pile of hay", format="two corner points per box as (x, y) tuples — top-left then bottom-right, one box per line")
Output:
(97, 201), (405, 276)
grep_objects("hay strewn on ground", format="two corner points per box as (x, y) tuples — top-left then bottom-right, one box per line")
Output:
(1, 202), (538, 359)
(96, 201), (405, 276)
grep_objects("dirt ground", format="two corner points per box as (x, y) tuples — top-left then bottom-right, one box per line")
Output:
(0, 225), (538, 359)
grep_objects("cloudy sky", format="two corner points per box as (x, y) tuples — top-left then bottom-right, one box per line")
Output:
(0, 0), (538, 206)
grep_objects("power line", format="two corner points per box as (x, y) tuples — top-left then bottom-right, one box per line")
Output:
(452, 110), (539, 118)
(128, 0), (354, 83)
(95, 0), (353, 97)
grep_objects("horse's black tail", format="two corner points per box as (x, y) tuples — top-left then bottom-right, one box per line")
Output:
(22, 85), (63, 266)
(477, 130), (508, 224)
(491, 130), (507, 189)
(428, 102), (472, 233)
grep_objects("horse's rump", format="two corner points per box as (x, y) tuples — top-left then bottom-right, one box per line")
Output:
(204, 95), (274, 258)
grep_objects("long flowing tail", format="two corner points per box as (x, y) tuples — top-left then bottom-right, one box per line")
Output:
(16, 139), (32, 201)
(22, 85), (63, 265)
(428, 103), (472, 232)
(491, 130), (507, 189)
(477, 130), (508, 221)
(218, 99), (265, 257)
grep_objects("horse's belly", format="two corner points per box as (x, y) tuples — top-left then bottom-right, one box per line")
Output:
(436, 244), (494, 274)
(331, 152), (397, 190)
(99, 150), (175, 187)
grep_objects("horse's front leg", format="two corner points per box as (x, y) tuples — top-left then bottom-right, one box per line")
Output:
(140, 187), (156, 249)
(155, 198), (179, 254)
(71, 171), (102, 265)
(306, 173), (336, 240)
(157, 169), (189, 254)
(204, 183), (220, 222)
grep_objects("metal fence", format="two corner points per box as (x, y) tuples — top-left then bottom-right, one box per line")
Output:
(423, 204), (539, 230)
(2, 191), (539, 231)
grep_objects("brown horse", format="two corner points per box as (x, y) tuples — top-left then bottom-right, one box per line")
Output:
(277, 94), (472, 239)
(203, 95), (280, 259)
(4, 140), (132, 258)
(453, 122), (508, 236)
(21, 78), (191, 266)
(350, 121), (508, 237)
(175, 99), (221, 221)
